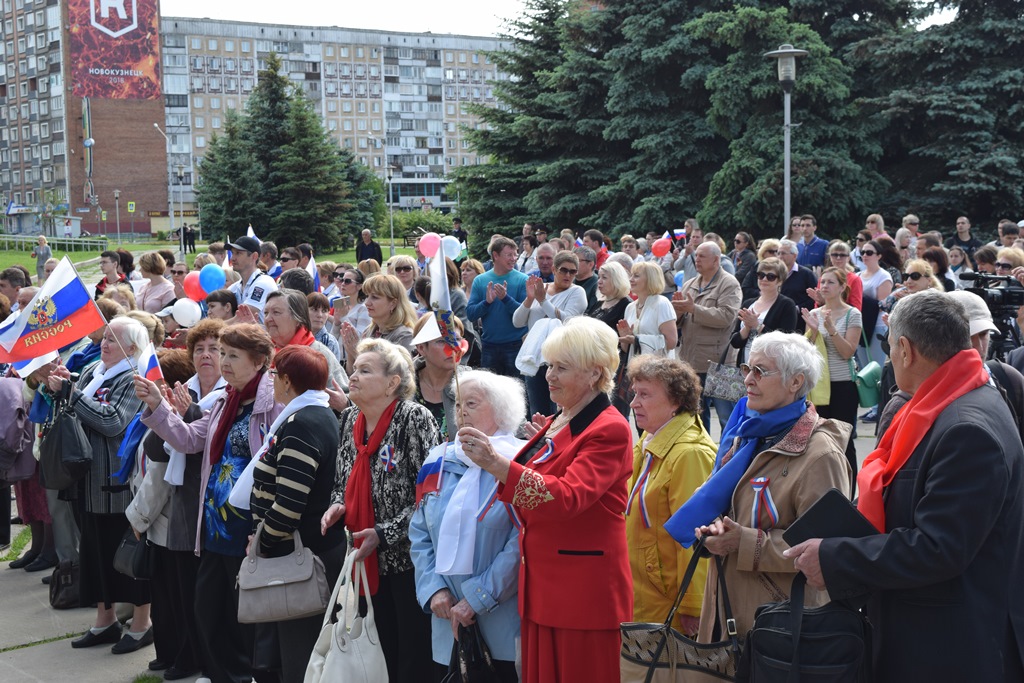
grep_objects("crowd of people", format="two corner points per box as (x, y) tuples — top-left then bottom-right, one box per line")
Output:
(1, 211), (1023, 683)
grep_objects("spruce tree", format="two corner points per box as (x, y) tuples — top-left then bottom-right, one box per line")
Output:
(244, 53), (293, 229)
(194, 110), (265, 239)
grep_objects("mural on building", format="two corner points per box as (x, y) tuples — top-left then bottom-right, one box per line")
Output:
(68, 0), (162, 99)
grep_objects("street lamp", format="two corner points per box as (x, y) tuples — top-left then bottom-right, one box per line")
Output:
(113, 189), (121, 244)
(152, 123), (180, 258)
(386, 166), (395, 257)
(176, 164), (185, 255)
(764, 44), (808, 239)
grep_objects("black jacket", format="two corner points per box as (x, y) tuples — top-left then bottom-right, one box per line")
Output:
(728, 294), (799, 360)
(355, 239), (384, 265)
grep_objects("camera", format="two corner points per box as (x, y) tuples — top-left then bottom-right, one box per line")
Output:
(963, 272), (1024, 359)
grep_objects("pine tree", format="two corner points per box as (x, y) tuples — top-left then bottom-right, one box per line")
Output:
(244, 53), (293, 229)
(337, 147), (384, 240)
(194, 110), (265, 239)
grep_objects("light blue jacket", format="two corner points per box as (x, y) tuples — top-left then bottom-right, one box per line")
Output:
(409, 447), (521, 664)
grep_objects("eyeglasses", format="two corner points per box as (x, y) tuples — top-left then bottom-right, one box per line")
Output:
(756, 272), (779, 281)
(740, 363), (781, 381)
(855, 237), (867, 242)
(268, 369), (279, 377)
(907, 221), (920, 226)
(281, 257), (297, 262)
(171, 269), (188, 276)
(860, 250), (877, 257)
(394, 265), (414, 273)
(734, 239), (745, 244)
(763, 249), (778, 255)
(829, 252), (849, 259)
(996, 262), (1014, 270)
(902, 272), (924, 281)
(557, 267), (578, 276)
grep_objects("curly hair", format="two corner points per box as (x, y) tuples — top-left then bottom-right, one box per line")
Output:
(626, 355), (702, 415)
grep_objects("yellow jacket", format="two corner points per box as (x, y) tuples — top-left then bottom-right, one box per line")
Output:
(626, 411), (717, 625)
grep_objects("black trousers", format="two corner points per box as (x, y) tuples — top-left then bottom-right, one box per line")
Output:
(150, 545), (201, 672)
(817, 380), (860, 480)
(433, 659), (519, 682)
(194, 550), (253, 683)
(0, 485), (10, 545)
(79, 512), (150, 609)
(360, 568), (432, 683)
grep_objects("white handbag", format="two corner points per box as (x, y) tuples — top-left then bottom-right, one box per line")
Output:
(304, 550), (388, 683)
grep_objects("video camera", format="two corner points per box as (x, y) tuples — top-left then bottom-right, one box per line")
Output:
(961, 272), (1024, 359)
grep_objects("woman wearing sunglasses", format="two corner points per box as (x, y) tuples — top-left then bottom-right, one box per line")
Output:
(731, 257), (798, 369)
(330, 268), (371, 340)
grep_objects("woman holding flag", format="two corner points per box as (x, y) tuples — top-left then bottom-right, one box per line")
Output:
(409, 369), (526, 682)
(45, 316), (153, 654)
(320, 338), (440, 683)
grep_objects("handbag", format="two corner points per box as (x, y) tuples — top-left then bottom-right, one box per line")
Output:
(112, 528), (155, 580)
(705, 344), (747, 403)
(440, 624), (499, 683)
(854, 327), (881, 408)
(620, 537), (741, 682)
(48, 559), (80, 610)
(736, 573), (872, 683)
(304, 550), (388, 683)
(0, 394), (35, 484)
(38, 379), (93, 491)
(237, 522), (331, 624)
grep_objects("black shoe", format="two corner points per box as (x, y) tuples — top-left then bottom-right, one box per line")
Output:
(8, 551), (39, 569)
(164, 666), (201, 680)
(41, 575), (51, 585)
(149, 659), (170, 672)
(71, 623), (123, 649)
(11, 516), (22, 525)
(111, 627), (154, 654)
(24, 555), (56, 573)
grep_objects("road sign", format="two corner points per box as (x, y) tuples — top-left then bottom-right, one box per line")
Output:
(127, 201), (136, 213)
(101, 210), (108, 221)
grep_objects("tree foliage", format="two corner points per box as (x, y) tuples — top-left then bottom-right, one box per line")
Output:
(194, 110), (265, 242)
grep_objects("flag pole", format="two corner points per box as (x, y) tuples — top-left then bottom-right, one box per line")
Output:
(66, 255), (136, 366)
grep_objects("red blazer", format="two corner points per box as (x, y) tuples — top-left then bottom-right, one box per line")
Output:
(498, 394), (633, 630)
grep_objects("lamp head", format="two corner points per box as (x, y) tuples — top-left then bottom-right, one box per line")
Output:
(763, 44), (809, 93)
(83, 138), (94, 148)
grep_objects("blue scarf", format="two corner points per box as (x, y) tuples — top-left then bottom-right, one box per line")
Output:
(113, 414), (149, 484)
(665, 396), (807, 548)
(65, 342), (102, 374)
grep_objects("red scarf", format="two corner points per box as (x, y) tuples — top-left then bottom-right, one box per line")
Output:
(857, 350), (987, 531)
(208, 371), (263, 465)
(345, 399), (400, 596)
(277, 327), (316, 350)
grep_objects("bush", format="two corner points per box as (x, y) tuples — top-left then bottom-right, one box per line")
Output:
(156, 231), (169, 241)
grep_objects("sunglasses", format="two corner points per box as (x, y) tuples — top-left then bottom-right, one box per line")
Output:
(902, 272), (924, 281)
(341, 277), (359, 285)
(333, 272), (346, 279)
(740, 363), (781, 381)
(763, 249), (778, 255)
(281, 257), (297, 262)
(860, 250), (877, 257)
(996, 262), (1014, 270)
(734, 239), (745, 244)
(907, 221), (920, 226)
(394, 265), (414, 273)
(557, 267), (578, 276)
(171, 270), (188, 276)
(830, 252), (849, 258)
(756, 272), (779, 281)
(856, 237), (867, 242)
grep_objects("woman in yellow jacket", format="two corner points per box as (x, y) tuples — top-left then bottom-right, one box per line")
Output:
(625, 355), (717, 633)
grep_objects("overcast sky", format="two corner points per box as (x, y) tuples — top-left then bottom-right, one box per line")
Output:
(160, 0), (527, 37)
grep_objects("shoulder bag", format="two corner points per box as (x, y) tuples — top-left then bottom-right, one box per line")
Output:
(48, 559), (80, 610)
(620, 537), (741, 682)
(705, 343), (747, 403)
(112, 528), (155, 580)
(854, 327), (881, 408)
(440, 623), (499, 683)
(736, 572), (872, 683)
(304, 549), (388, 683)
(38, 379), (93, 491)
(237, 522), (331, 624)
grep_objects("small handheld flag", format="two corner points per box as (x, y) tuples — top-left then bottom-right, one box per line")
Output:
(138, 342), (164, 382)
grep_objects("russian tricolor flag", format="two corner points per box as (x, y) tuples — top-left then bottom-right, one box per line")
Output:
(306, 255), (321, 292)
(415, 444), (446, 507)
(574, 237), (584, 247)
(138, 342), (164, 382)
(0, 256), (105, 363)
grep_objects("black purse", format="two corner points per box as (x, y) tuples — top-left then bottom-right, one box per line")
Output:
(38, 379), (93, 491)
(112, 528), (155, 580)
(736, 573), (872, 682)
(441, 623), (499, 683)
(49, 560), (80, 610)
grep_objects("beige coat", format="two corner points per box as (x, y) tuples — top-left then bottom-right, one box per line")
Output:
(677, 268), (742, 373)
(695, 406), (852, 644)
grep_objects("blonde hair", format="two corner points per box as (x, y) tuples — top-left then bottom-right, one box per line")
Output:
(758, 239), (781, 260)
(903, 258), (944, 291)
(388, 255), (418, 277)
(598, 262), (631, 300)
(997, 247), (1024, 270)
(125, 310), (166, 346)
(193, 253), (216, 269)
(355, 337), (416, 400)
(101, 283), (137, 311)
(138, 252), (167, 277)
(541, 317), (620, 396)
(630, 261), (666, 297)
(362, 274), (418, 334)
(359, 259), (382, 277)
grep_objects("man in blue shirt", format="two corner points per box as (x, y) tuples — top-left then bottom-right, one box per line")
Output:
(467, 236), (528, 377)
(796, 214), (829, 269)
(527, 243), (555, 283)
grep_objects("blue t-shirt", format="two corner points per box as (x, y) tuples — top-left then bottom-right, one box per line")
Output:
(203, 403), (254, 556)
(466, 268), (529, 345)
(797, 235), (829, 268)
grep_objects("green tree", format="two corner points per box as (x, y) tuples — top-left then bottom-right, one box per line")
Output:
(268, 93), (351, 250)
(195, 110), (265, 240)
(243, 53), (293, 229)
(337, 147), (385, 240)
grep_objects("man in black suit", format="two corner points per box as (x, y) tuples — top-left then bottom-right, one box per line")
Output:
(787, 290), (1024, 682)
(355, 229), (383, 265)
(777, 239), (817, 331)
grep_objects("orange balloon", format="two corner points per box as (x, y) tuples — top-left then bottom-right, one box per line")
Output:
(652, 238), (672, 258)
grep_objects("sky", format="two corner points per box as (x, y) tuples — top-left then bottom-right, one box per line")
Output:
(160, 0), (528, 37)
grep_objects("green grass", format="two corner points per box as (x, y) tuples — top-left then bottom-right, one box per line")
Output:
(318, 246), (415, 266)
(0, 527), (31, 562)
(0, 631), (84, 654)
(133, 676), (163, 683)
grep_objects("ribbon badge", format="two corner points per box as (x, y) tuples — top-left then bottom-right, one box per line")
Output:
(477, 482), (501, 523)
(379, 444), (396, 472)
(750, 476), (779, 530)
(531, 438), (556, 465)
(626, 453), (655, 528)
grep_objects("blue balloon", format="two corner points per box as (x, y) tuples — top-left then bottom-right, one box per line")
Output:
(199, 263), (227, 294)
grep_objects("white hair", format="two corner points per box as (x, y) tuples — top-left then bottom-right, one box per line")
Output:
(109, 316), (150, 361)
(453, 369), (526, 434)
(750, 331), (823, 396)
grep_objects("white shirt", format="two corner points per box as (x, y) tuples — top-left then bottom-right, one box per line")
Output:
(230, 270), (278, 319)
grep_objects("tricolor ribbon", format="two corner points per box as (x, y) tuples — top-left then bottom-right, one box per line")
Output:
(531, 438), (555, 465)
(477, 482), (501, 523)
(379, 444), (396, 472)
(750, 476), (779, 530)
(626, 453), (655, 528)
(504, 503), (523, 529)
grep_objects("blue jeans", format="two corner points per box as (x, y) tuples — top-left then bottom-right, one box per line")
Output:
(481, 340), (522, 378)
(525, 369), (555, 417)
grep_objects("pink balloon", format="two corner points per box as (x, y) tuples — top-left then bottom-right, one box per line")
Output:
(652, 238), (672, 258)
(419, 232), (441, 258)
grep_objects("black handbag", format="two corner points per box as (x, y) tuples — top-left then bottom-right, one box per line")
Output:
(112, 528), (155, 580)
(441, 623), (499, 683)
(38, 379), (93, 491)
(620, 537), (742, 682)
(49, 560), (80, 610)
(736, 573), (872, 682)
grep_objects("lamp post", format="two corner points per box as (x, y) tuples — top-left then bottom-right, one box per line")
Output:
(176, 164), (185, 254)
(152, 123), (179, 258)
(764, 44), (808, 239)
(386, 165), (395, 257)
(113, 189), (121, 244)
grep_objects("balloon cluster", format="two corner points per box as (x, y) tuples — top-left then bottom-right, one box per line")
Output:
(182, 263), (228, 302)
(418, 232), (463, 261)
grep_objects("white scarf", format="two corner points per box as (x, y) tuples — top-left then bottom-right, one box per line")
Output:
(435, 432), (526, 576)
(80, 357), (135, 399)
(163, 375), (228, 486)
(228, 389), (330, 510)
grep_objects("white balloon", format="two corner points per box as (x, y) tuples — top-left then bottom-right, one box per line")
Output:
(441, 235), (462, 260)
(172, 299), (203, 328)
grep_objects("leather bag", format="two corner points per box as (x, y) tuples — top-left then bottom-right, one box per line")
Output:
(38, 379), (93, 491)
(304, 550), (388, 683)
(736, 573), (872, 683)
(440, 623), (499, 683)
(237, 522), (331, 624)
(0, 391), (35, 484)
(112, 528), (155, 580)
(620, 537), (741, 682)
(48, 560), (80, 610)
(704, 345), (747, 403)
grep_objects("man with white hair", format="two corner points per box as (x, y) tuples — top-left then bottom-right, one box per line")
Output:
(673, 241), (742, 431)
(355, 229), (383, 265)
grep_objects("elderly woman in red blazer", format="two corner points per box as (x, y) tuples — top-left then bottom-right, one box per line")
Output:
(459, 316), (633, 682)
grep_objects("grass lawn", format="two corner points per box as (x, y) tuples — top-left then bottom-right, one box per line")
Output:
(318, 246), (416, 265)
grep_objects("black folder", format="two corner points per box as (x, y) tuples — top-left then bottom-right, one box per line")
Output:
(782, 488), (878, 547)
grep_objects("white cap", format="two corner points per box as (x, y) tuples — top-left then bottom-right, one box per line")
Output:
(156, 305), (175, 318)
(947, 291), (998, 337)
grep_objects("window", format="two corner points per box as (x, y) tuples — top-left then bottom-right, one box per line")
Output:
(193, 96), (203, 107)
(225, 40), (234, 51)
(340, 47), (349, 57)
(191, 38), (201, 50)
(211, 116), (221, 129)
(210, 97), (220, 109)
(327, 100), (337, 112)
(356, 47), (363, 58)
(41, 144), (49, 160)
(208, 39), (217, 50)
(472, 54), (479, 63)
(458, 53), (466, 63)
(342, 120), (352, 131)
(241, 40), (250, 52)
(328, 120), (337, 131)
(342, 101), (351, 112)
(445, 52), (453, 62)
(195, 135), (205, 148)
(40, 122), (48, 137)
(194, 115), (205, 128)
(326, 46), (334, 57)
